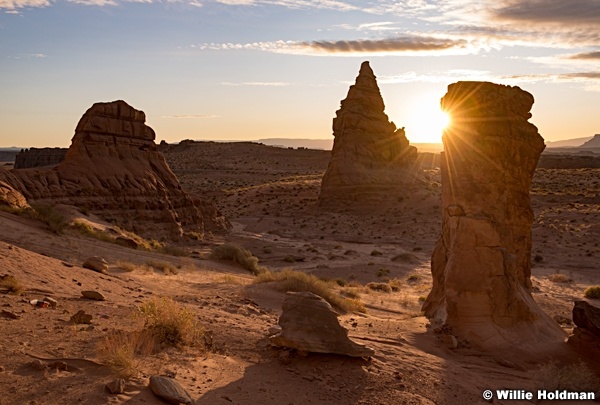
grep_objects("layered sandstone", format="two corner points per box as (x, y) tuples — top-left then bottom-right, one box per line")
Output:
(14, 147), (67, 169)
(318, 61), (418, 207)
(0, 100), (228, 239)
(422, 82), (564, 349)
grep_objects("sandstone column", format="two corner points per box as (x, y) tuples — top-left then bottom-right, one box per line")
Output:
(423, 81), (564, 349)
(318, 61), (418, 207)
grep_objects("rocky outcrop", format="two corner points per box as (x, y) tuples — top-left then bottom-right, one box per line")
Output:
(0, 179), (28, 210)
(318, 61), (419, 207)
(14, 147), (67, 169)
(422, 82), (564, 349)
(270, 292), (374, 357)
(569, 301), (600, 354)
(0, 100), (228, 239)
(149, 376), (193, 405)
(580, 134), (600, 149)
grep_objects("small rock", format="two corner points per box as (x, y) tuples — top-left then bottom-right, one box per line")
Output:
(442, 334), (458, 349)
(70, 310), (93, 324)
(81, 290), (106, 301)
(268, 326), (282, 336)
(28, 359), (47, 371)
(42, 297), (58, 308)
(553, 314), (572, 326)
(1, 310), (20, 319)
(82, 256), (108, 273)
(149, 375), (193, 405)
(106, 378), (126, 394)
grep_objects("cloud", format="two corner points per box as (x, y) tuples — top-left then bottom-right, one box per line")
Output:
(0, 0), (50, 10)
(220, 81), (293, 86)
(214, 0), (357, 11)
(68, 0), (117, 5)
(7, 53), (48, 59)
(333, 22), (398, 32)
(569, 51), (600, 60)
(197, 34), (478, 56)
(502, 71), (600, 91)
(492, 0), (600, 25)
(160, 114), (221, 118)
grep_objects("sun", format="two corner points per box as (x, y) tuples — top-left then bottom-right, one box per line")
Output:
(393, 94), (451, 144)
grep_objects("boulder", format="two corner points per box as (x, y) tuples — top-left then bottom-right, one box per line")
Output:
(81, 290), (106, 301)
(0, 100), (228, 240)
(70, 310), (92, 324)
(105, 378), (126, 394)
(149, 375), (193, 405)
(422, 81), (564, 349)
(569, 301), (600, 354)
(318, 61), (420, 208)
(82, 256), (108, 273)
(270, 292), (374, 357)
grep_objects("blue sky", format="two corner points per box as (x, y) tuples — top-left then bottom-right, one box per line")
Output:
(1, 0), (599, 147)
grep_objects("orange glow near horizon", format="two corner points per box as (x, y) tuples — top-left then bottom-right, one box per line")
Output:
(393, 94), (450, 144)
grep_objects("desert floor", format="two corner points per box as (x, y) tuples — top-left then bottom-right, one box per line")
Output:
(1, 142), (599, 404)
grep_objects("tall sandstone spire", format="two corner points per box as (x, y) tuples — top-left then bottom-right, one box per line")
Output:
(318, 61), (418, 208)
(423, 82), (564, 350)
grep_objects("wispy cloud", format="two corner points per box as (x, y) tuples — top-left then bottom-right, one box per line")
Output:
(0, 0), (49, 10)
(220, 81), (293, 86)
(333, 21), (398, 32)
(68, 0), (116, 5)
(214, 0), (357, 11)
(492, 0), (600, 25)
(7, 53), (48, 59)
(569, 51), (600, 60)
(197, 34), (479, 56)
(160, 114), (221, 118)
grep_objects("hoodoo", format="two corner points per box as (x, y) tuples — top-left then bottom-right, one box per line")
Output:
(318, 61), (419, 208)
(423, 82), (564, 349)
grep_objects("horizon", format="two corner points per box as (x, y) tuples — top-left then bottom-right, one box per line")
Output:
(1, 0), (599, 147)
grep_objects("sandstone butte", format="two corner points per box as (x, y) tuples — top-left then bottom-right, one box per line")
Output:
(0, 100), (228, 239)
(422, 81), (565, 350)
(318, 61), (420, 208)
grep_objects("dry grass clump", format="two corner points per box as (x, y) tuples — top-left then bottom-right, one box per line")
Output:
(29, 203), (67, 234)
(366, 282), (392, 293)
(255, 269), (365, 313)
(97, 330), (156, 378)
(534, 361), (598, 392)
(146, 260), (179, 275)
(116, 261), (149, 273)
(0, 274), (24, 295)
(211, 244), (266, 275)
(584, 286), (600, 299)
(136, 297), (205, 348)
(71, 222), (115, 243)
(548, 273), (572, 283)
(391, 252), (419, 263)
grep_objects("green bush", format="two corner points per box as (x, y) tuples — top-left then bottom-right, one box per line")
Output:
(584, 286), (600, 299)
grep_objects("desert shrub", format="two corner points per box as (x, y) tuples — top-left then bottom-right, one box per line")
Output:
(184, 231), (203, 241)
(30, 203), (66, 234)
(211, 244), (266, 275)
(342, 287), (362, 299)
(533, 254), (544, 263)
(97, 329), (156, 378)
(71, 222), (115, 243)
(136, 297), (204, 348)
(584, 286), (600, 299)
(391, 252), (419, 263)
(534, 361), (598, 392)
(255, 269), (365, 313)
(407, 273), (421, 282)
(388, 278), (403, 292)
(377, 268), (390, 277)
(0, 274), (24, 295)
(146, 260), (178, 275)
(367, 282), (392, 293)
(370, 250), (383, 256)
(548, 273), (571, 283)
(284, 256), (296, 263)
(156, 244), (187, 257)
(116, 261), (148, 273)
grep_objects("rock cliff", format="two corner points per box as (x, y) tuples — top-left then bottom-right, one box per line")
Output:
(422, 82), (564, 349)
(0, 100), (228, 239)
(318, 61), (419, 208)
(14, 148), (67, 169)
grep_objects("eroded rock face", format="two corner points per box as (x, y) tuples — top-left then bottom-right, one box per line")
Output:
(318, 61), (419, 207)
(422, 82), (564, 349)
(0, 179), (29, 210)
(0, 100), (228, 239)
(270, 291), (374, 357)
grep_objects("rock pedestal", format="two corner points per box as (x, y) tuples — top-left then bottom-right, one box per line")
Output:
(318, 61), (419, 207)
(568, 300), (600, 354)
(422, 81), (564, 349)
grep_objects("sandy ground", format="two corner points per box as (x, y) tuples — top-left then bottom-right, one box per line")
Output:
(1, 142), (599, 404)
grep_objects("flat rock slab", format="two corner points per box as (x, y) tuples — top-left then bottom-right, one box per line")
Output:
(81, 290), (106, 301)
(149, 375), (193, 405)
(82, 256), (108, 273)
(270, 291), (374, 358)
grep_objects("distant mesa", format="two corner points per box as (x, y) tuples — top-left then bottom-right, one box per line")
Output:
(423, 81), (564, 350)
(318, 61), (421, 208)
(14, 147), (67, 169)
(579, 134), (600, 149)
(0, 100), (228, 239)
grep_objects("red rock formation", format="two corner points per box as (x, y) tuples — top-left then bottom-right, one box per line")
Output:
(0, 100), (228, 239)
(423, 82), (564, 349)
(318, 61), (419, 207)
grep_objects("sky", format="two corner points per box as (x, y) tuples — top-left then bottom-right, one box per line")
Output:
(1, 0), (599, 147)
